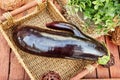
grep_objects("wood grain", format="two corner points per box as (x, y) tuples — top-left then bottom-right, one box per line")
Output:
(9, 51), (25, 80)
(0, 9), (10, 80)
(24, 72), (31, 80)
(118, 46), (120, 61)
(0, 32), (10, 80)
(105, 36), (120, 78)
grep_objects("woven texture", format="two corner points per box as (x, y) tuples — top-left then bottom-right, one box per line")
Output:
(0, 1), (94, 80)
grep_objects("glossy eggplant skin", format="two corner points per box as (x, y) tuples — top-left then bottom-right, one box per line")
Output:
(46, 21), (108, 52)
(46, 21), (84, 38)
(46, 21), (94, 40)
(12, 25), (108, 61)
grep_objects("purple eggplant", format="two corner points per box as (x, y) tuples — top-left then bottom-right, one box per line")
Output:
(12, 25), (108, 61)
(46, 21), (92, 39)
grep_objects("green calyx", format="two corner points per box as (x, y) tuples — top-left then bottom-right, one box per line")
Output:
(98, 42), (110, 65)
(98, 55), (110, 65)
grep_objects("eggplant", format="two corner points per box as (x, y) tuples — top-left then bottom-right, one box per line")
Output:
(46, 21), (82, 37)
(12, 25), (108, 61)
(46, 21), (94, 41)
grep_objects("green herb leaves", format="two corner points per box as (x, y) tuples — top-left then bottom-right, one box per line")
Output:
(68, 0), (120, 34)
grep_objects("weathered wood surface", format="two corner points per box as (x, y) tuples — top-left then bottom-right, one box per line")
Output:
(0, 8), (30, 80)
(0, 2), (120, 80)
(84, 36), (120, 79)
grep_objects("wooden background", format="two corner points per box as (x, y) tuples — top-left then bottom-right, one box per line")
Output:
(0, 1), (120, 80)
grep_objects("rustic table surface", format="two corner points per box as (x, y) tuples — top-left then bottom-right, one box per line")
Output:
(0, 2), (120, 80)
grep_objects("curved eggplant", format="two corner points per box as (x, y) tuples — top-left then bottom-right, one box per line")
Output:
(46, 21), (95, 41)
(12, 25), (108, 61)
(46, 21), (82, 37)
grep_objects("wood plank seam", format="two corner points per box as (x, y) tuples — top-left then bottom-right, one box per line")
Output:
(108, 67), (111, 78)
(7, 48), (12, 80)
(104, 36), (111, 78)
(95, 69), (98, 79)
(118, 46), (120, 60)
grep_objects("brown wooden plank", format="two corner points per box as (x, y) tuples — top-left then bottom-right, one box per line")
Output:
(96, 66), (110, 78)
(96, 36), (110, 78)
(0, 9), (10, 80)
(105, 36), (120, 78)
(84, 69), (97, 79)
(118, 46), (120, 62)
(9, 51), (25, 80)
(24, 71), (31, 80)
(0, 33), (10, 80)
